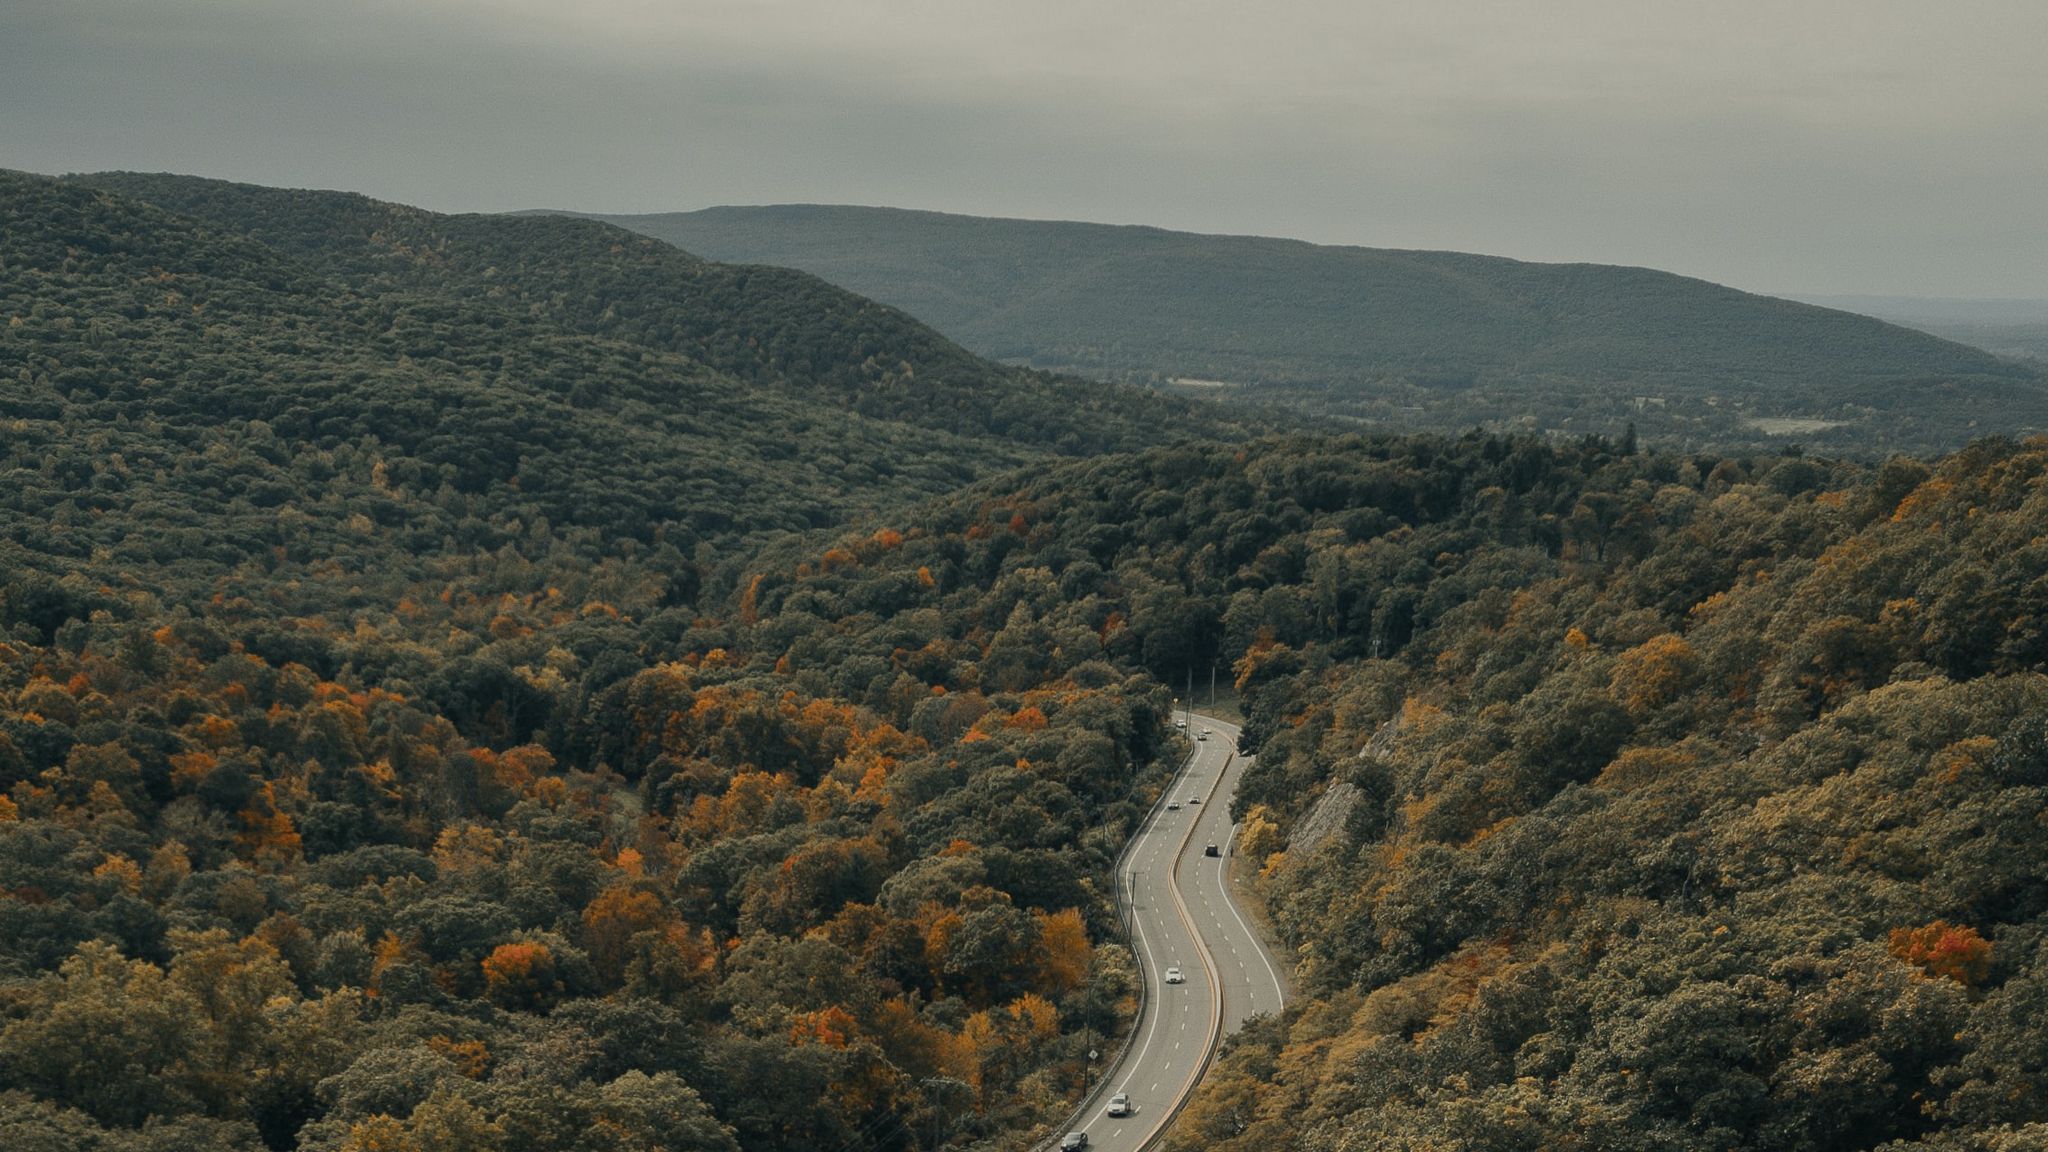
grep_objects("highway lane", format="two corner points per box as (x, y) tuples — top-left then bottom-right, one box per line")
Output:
(1054, 713), (1288, 1152)
(1183, 721), (1288, 1034)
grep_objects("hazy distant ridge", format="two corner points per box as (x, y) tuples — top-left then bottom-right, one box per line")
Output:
(578, 204), (2045, 452)
(1791, 294), (2048, 365)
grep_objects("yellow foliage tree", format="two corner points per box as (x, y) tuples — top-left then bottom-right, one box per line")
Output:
(1007, 992), (1060, 1045)
(1032, 908), (1092, 995)
(582, 885), (670, 984)
(432, 823), (503, 876)
(1240, 805), (1284, 859)
(1610, 633), (1698, 714)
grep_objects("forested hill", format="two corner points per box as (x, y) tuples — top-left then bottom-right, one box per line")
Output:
(714, 431), (2048, 1152)
(0, 166), (1316, 1152)
(0, 169), (1217, 1150)
(4, 171), (1008, 562)
(68, 172), (1260, 458)
(5, 164), (2045, 1152)
(585, 204), (2048, 454)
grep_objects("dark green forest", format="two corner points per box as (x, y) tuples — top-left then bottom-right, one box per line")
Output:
(0, 169), (1229, 1151)
(2, 171), (2046, 1152)
(589, 204), (2048, 455)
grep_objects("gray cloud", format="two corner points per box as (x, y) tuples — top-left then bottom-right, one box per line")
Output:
(4, 0), (2044, 296)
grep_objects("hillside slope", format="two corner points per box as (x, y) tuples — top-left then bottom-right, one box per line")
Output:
(0, 171), (1206, 1150)
(706, 430), (2048, 1152)
(77, 175), (1264, 459)
(6, 171), (2044, 1152)
(588, 204), (2048, 453)
(1794, 295), (2048, 366)
(2, 173), (1041, 570)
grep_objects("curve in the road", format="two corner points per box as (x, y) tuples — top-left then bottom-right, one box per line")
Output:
(1212, 830), (1285, 1009)
(1041, 714), (1287, 1152)
(1108, 740), (1224, 1131)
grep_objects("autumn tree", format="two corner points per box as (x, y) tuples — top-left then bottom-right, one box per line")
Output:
(482, 941), (564, 1011)
(1890, 920), (1994, 986)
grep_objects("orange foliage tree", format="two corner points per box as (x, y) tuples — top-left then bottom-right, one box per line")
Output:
(1888, 920), (1992, 985)
(789, 1004), (859, 1048)
(582, 886), (671, 984)
(481, 941), (562, 1011)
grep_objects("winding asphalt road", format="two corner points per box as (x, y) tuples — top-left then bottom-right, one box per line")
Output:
(1055, 713), (1289, 1151)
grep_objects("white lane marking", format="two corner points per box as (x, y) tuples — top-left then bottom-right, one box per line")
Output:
(1215, 827), (1286, 1003)
(1111, 799), (1179, 1098)
(1083, 717), (1250, 1146)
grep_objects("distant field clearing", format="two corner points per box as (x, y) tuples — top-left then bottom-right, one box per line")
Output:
(1170, 377), (1238, 388)
(1747, 417), (1846, 435)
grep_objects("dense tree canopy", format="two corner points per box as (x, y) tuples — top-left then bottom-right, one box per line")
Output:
(0, 170), (1214, 1151)
(712, 430), (2048, 1151)
(4, 169), (2047, 1152)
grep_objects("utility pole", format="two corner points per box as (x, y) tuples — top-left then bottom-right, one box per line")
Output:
(1209, 662), (1217, 708)
(921, 1077), (971, 1151)
(1186, 666), (1194, 727)
(1084, 995), (1099, 1093)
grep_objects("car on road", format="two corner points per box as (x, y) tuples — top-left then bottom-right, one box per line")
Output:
(1060, 1133), (1089, 1150)
(1195, 730), (1208, 741)
(1204, 844), (1220, 857)
(1105, 1092), (1131, 1117)
(1167, 802), (1181, 811)
(1164, 966), (1184, 984)
(1186, 797), (1199, 804)
(1174, 718), (1187, 730)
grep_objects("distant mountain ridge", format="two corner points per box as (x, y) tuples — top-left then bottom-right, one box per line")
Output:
(576, 204), (2048, 454)
(1792, 294), (2048, 366)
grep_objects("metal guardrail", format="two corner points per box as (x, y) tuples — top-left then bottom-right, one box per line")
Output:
(1025, 735), (1197, 1151)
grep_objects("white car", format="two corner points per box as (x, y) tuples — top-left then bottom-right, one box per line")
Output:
(1196, 730), (1208, 741)
(1163, 966), (1184, 984)
(1105, 1092), (1131, 1117)
(1174, 718), (1187, 730)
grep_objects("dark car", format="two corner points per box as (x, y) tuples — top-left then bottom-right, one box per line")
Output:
(1061, 1133), (1090, 1151)
(1204, 844), (1221, 857)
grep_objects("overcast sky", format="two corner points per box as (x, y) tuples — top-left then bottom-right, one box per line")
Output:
(5, 0), (2045, 298)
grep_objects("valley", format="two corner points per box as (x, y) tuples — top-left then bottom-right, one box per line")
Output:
(1, 170), (2045, 1152)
